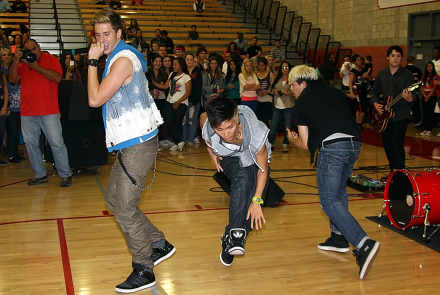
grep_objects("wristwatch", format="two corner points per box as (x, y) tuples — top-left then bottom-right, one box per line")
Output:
(88, 58), (98, 67)
(252, 196), (264, 205)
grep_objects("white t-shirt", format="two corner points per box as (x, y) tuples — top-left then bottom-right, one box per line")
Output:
(340, 62), (353, 86)
(167, 73), (191, 105)
(432, 59), (440, 76)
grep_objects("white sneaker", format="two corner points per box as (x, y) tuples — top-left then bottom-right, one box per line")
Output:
(194, 138), (200, 144)
(164, 140), (173, 146)
(426, 131), (432, 136)
(186, 142), (194, 147)
(178, 141), (185, 151)
(437, 133), (440, 137)
(159, 140), (169, 147)
(169, 144), (179, 151)
(420, 130), (428, 136)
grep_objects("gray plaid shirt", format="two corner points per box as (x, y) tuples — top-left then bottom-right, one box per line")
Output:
(271, 47), (285, 60)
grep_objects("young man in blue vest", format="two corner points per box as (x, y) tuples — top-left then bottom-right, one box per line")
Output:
(88, 8), (175, 293)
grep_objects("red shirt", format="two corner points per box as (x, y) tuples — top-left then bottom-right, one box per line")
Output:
(422, 74), (440, 97)
(18, 52), (63, 116)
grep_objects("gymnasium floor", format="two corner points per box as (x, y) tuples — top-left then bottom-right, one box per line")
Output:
(1, 123), (440, 295)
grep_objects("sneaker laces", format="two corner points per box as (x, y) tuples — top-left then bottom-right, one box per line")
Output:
(352, 249), (361, 266)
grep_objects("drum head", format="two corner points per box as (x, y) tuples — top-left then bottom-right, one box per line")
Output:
(387, 171), (415, 227)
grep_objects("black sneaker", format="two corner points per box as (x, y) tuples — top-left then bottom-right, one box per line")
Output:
(28, 176), (48, 185)
(0, 160), (6, 165)
(17, 155), (25, 161)
(115, 263), (156, 293)
(151, 240), (176, 266)
(9, 156), (21, 163)
(228, 228), (246, 256)
(220, 233), (234, 266)
(60, 176), (72, 187)
(353, 239), (380, 280)
(318, 232), (350, 253)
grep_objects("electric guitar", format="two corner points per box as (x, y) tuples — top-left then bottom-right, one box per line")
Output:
(371, 81), (422, 133)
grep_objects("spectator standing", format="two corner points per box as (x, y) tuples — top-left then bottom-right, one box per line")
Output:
(131, 30), (149, 53)
(268, 61), (294, 153)
(0, 0), (10, 12)
(202, 56), (225, 108)
(2, 48), (22, 163)
(188, 25), (199, 40)
(222, 50), (232, 75)
(109, 0), (121, 9)
(13, 34), (23, 50)
(9, 39), (72, 186)
(225, 59), (241, 106)
(339, 55), (352, 91)
(420, 62), (439, 136)
(265, 55), (276, 74)
(349, 54), (369, 132)
(432, 47), (440, 136)
(150, 29), (163, 47)
(61, 53), (81, 82)
(246, 37), (262, 62)
(317, 52), (338, 84)
(161, 30), (174, 54)
(234, 33), (248, 55)
(405, 56), (423, 127)
(364, 55), (373, 77)
(19, 25), (29, 43)
(120, 21), (129, 41)
(256, 57), (274, 128)
(127, 19), (139, 39)
(11, 0), (27, 13)
(154, 57), (191, 151)
(270, 40), (285, 62)
(223, 42), (239, 59)
(0, 66), (8, 165)
(238, 58), (260, 113)
(162, 56), (173, 75)
(182, 53), (202, 147)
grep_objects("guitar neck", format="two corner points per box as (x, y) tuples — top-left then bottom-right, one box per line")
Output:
(386, 92), (404, 109)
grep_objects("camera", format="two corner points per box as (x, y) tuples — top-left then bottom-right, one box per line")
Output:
(20, 49), (37, 63)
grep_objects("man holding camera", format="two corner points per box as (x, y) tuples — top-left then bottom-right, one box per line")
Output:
(9, 39), (72, 187)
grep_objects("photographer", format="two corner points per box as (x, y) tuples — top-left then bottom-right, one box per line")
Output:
(8, 39), (72, 187)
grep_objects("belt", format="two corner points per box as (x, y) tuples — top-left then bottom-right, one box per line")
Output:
(321, 137), (360, 148)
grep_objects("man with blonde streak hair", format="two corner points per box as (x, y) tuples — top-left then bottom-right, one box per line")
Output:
(286, 65), (380, 280)
(87, 8), (175, 293)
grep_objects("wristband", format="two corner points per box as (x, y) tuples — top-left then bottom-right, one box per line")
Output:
(252, 196), (263, 205)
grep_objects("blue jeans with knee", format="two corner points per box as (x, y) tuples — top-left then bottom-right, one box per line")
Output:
(268, 107), (293, 146)
(181, 102), (201, 143)
(317, 140), (368, 249)
(220, 156), (270, 234)
(21, 114), (71, 178)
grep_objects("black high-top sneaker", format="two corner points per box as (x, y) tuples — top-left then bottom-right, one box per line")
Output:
(115, 263), (156, 293)
(352, 239), (381, 279)
(150, 240), (176, 266)
(220, 233), (234, 266)
(318, 232), (350, 253)
(228, 228), (246, 256)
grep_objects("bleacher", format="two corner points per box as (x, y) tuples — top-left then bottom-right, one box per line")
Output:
(1, 0), (30, 34)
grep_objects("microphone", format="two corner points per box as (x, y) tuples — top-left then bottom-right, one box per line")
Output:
(63, 47), (90, 55)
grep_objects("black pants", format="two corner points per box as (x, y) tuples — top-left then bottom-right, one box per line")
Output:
(381, 118), (408, 170)
(6, 111), (21, 158)
(422, 96), (437, 131)
(256, 101), (273, 129)
(109, 1), (121, 9)
(411, 94), (422, 125)
(163, 101), (187, 145)
(220, 156), (270, 234)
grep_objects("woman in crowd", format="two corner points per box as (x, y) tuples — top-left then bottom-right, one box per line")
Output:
(163, 56), (174, 76)
(0, 50), (9, 165)
(13, 34), (23, 50)
(19, 25), (29, 44)
(265, 54), (276, 74)
(182, 53), (203, 147)
(222, 42), (240, 59)
(420, 61), (439, 136)
(225, 59), (241, 106)
(193, 56), (201, 69)
(153, 57), (192, 152)
(131, 29), (149, 53)
(127, 19), (140, 38)
(256, 57), (274, 128)
(238, 58), (260, 113)
(1, 48), (21, 163)
(349, 54), (369, 132)
(268, 61), (295, 153)
(317, 52), (338, 84)
(146, 54), (169, 145)
(60, 53), (81, 82)
(202, 56), (225, 109)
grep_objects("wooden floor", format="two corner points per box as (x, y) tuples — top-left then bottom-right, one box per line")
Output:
(1, 123), (440, 295)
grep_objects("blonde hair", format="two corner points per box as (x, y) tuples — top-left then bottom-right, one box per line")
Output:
(90, 8), (122, 32)
(289, 65), (318, 84)
(1, 48), (12, 68)
(265, 54), (276, 73)
(241, 58), (254, 79)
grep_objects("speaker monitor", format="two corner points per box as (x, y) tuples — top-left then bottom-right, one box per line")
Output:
(213, 171), (285, 207)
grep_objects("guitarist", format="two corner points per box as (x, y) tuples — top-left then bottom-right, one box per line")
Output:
(371, 45), (414, 180)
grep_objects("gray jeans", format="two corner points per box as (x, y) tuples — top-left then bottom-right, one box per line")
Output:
(105, 136), (165, 269)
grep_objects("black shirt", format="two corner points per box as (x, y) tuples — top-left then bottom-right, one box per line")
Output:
(371, 66), (414, 121)
(404, 64), (423, 83)
(12, 1), (27, 13)
(351, 68), (368, 94)
(247, 45), (262, 58)
(189, 66), (202, 105)
(188, 31), (199, 40)
(293, 83), (360, 163)
(363, 63), (373, 77)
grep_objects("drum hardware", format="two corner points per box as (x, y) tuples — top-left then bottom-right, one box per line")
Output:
(414, 173), (421, 176)
(425, 225), (440, 243)
(378, 203), (386, 219)
(422, 203), (432, 241)
(411, 215), (426, 219)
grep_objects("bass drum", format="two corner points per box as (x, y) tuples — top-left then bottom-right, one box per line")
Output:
(384, 169), (440, 230)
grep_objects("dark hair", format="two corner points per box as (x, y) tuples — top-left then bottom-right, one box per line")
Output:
(351, 54), (361, 63)
(191, 25), (197, 29)
(129, 19), (139, 31)
(225, 59), (241, 84)
(14, 34), (23, 46)
(170, 57), (189, 81)
(252, 36), (258, 41)
(257, 57), (268, 66)
(422, 61), (438, 85)
(59, 53), (75, 77)
(161, 30), (168, 36)
(407, 56), (415, 63)
(225, 50), (232, 56)
(365, 55), (372, 62)
(208, 52), (219, 59)
(324, 52), (335, 61)
(186, 53), (195, 58)
(155, 28), (161, 34)
(159, 44), (167, 49)
(176, 45), (185, 51)
(269, 61), (292, 91)
(19, 25), (29, 34)
(344, 54), (351, 59)
(206, 96), (238, 128)
(434, 47), (440, 51)
(152, 41), (159, 46)
(238, 33), (243, 37)
(275, 39), (281, 43)
(387, 45), (403, 57)
(206, 56), (222, 80)
(150, 53), (162, 63)
(197, 45), (207, 56)
(227, 42), (237, 51)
